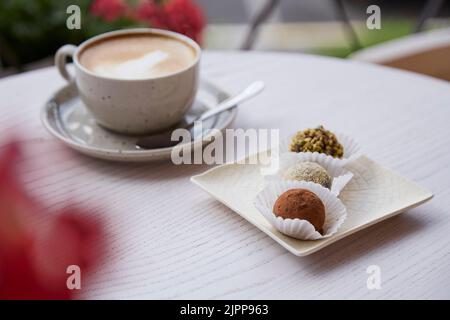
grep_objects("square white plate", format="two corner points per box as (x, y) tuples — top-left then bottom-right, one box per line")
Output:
(191, 155), (433, 256)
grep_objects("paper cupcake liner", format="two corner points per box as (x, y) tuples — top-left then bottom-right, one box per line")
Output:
(264, 152), (354, 196)
(254, 180), (347, 240)
(278, 130), (362, 164)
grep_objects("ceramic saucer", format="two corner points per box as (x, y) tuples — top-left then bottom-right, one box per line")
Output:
(41, 80), (236, 162)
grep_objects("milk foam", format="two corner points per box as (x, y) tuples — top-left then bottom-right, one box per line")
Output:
(93, 50), (169, 79)
(79, 34), (196, 79)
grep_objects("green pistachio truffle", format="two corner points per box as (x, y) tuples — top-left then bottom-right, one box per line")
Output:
(283, 161), (332, 189)
(289, 125), (344, 158)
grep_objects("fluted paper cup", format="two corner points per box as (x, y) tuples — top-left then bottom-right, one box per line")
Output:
(254, 181), (347, 240)
(264, 152), (354, 196)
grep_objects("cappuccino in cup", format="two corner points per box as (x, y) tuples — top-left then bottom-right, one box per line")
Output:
(79, 34), (197, 80)
(55, 29), (200, 134)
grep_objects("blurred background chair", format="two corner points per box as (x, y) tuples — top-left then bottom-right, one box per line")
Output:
(241, 0), (361, 51)
(211, 0), (450, 82)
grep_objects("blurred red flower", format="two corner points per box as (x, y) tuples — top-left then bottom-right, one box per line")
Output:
(90, 0), (206, 44)
(136, 0), (206, 43)
(0, 141), (105, 300)
(90, 0), (129, 21)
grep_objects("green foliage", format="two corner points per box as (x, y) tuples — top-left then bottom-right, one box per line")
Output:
(358, 20), (413, 48)
(311, 20), (414, 58)
(0, 0), (140, 67)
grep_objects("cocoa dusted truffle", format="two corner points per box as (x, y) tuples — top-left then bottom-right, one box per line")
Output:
(283, 162), (332, 189)
(273, 188), (325, 233)
(290, 125), (344, 158)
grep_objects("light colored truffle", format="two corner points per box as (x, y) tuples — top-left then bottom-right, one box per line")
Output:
(283, 161), (332, 189)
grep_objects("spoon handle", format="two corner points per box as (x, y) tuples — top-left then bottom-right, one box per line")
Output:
(198, 81), (265, 122)
(135, 81), (265, 149)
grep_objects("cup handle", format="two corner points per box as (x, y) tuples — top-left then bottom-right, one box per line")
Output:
(55, 44), (77, 82)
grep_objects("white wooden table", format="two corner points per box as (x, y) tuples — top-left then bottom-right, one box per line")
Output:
(1, 51), (449, 299)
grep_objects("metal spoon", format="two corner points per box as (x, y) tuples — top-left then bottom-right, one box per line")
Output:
(135, 81), (265, 149)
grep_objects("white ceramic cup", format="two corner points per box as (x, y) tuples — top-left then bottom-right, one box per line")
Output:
(55, 28), (200, 134)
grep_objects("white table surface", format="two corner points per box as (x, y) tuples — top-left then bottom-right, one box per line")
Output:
(1, 51), (449, 299)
